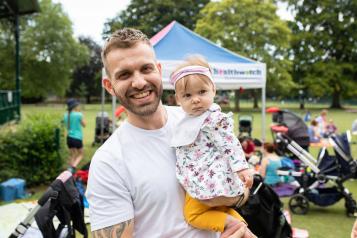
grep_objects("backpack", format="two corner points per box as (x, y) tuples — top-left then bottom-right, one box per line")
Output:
(236, 175), (292, 238)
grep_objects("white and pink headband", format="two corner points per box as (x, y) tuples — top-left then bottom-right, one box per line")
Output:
(170, 65), (213, 87)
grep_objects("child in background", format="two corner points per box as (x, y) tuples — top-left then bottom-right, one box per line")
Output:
(326, 119), (337, 136)
(170, 55), (255, 237)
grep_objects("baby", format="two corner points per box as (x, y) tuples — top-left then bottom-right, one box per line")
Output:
(170, 55), (255, 237)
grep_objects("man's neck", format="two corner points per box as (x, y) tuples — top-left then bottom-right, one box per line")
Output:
(127, 104), (167, 130)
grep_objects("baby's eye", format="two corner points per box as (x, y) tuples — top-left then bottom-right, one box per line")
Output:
(183, 93), (191, 98)
(199, 90), (207, 94)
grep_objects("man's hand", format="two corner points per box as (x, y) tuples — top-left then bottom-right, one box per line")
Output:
(351, 219), (357, 238)
(237, 169), (254, 189)
(220, 220), (257, 238)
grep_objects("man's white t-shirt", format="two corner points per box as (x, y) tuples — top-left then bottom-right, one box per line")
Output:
(86, 106), (218, 238)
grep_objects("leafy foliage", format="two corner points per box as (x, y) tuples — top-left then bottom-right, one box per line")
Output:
(195, 0), (295, 97)
(103, 0), (210, 38)
(286, 0), (357, 107)
(0, 0), (89, 99)
(68, 36), (102, 103)
(0, 113), (66, 186)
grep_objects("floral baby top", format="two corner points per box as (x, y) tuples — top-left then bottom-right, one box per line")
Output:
(171, 104), (249, 200)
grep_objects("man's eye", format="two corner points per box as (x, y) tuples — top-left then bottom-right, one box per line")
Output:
(143, 66), (154, 73)
(118, 72), (129, 79)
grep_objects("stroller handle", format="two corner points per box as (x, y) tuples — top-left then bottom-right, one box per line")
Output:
(8, 171), (73, 238)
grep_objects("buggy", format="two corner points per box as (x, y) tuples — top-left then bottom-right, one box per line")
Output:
(9, 171), (87, 238)
(238, 114), (253, 138)
(274, 131), (357, 217)
(267, 107), (310, 154)
(92, 111), (112, 146)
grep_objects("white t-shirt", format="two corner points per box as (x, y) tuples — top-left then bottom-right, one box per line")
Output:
(86, 106), (218, 238)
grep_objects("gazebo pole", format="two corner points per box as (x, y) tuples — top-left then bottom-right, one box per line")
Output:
(261, 86), (266, 142)
(15, 13), (21, 120)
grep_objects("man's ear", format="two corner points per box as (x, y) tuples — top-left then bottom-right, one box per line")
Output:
(102, 78), (115, 96)
(156, 62), (162, 76)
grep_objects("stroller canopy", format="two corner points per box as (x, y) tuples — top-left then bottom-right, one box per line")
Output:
(273, 110), (310, 147)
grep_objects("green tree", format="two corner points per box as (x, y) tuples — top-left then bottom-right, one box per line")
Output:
(0, 20), (17, 89)
(196, 0), (295, 106)
(0, 0), (89, 99)
(286, 0), (357, 108)
(103, 0), (210, 38)
(68, 36), (102, 103)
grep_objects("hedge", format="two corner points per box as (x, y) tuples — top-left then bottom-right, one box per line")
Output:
(0, 113), (67, 186)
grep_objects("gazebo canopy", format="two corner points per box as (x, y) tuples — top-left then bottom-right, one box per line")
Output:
(0, 0), (39, 19)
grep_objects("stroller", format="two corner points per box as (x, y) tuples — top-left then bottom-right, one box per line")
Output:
(92, 111), (112, 146)
(9, 171), (87, 238)
(274, 131), (357, 217)
(267, 107), (310, 154)
(236, 174), (292, 238)
(238, 114), (253, 138)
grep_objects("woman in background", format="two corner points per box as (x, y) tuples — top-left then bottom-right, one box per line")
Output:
(259, 143), (282, 186)
(63, 99), (86, 172)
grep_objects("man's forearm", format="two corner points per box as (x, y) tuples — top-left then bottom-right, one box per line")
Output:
(92, 219), (133, 238)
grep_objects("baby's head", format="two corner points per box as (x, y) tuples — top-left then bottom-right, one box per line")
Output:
(170, 55), (216, 116)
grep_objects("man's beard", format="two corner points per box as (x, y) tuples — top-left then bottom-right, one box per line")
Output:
(113, 84), (163, 116)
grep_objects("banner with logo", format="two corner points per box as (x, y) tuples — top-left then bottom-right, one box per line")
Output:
(159, 60), (266, 90)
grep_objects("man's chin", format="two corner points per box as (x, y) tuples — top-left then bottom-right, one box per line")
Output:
(126, 101), (160, 116)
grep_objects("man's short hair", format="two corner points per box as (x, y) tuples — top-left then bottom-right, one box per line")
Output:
(102, 28), (151, 77)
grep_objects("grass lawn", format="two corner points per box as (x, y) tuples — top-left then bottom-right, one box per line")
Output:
(7, 101), (357, 237)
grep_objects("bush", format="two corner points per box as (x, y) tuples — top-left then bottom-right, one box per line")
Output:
(0, 113), (67, 186)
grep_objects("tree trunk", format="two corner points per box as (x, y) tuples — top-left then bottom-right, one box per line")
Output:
(331, 88), (342, 108)
(299, 96), (305, 110)
(234, 90), (240, 112)
(253, 89), (259, 109)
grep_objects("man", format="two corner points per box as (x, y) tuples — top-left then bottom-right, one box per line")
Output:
(86, 28), (253, 238)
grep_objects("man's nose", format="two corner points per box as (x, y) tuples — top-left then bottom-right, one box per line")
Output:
(131, 72), (147, 89)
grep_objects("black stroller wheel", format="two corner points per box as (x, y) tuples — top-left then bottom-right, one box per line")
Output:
(289, 194), (309, 215)
(345, 196), (357, 217)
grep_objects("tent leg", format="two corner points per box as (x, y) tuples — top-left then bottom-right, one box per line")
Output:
(261, 87), (266, 142)
(112, 95), (116, 132)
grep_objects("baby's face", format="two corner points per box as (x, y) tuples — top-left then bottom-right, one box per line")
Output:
(175, 75), (215, 116)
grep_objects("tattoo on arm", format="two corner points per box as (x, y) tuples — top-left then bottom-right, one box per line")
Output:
(92, 219), (133, 238)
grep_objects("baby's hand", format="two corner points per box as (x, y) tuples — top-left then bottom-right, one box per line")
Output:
(237, 169), (254, 189)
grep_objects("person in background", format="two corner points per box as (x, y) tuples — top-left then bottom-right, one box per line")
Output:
(86, 27), (250, 238)
(170, 55), (255, 237)
(352, 119), (357, 135)
(315, 109), (328, 137)
(303, 110), (311, 122)
(63, 98), (86, 172)
(325, 119), (337, 136)
(259, 143), (282, 186)
(307, 119), (321, 143)
(239, 137), (256, 161)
